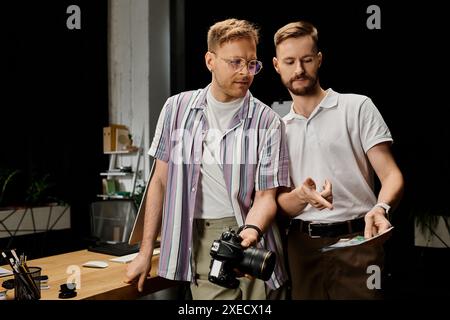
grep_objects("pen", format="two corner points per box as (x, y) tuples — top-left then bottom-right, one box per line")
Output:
(1, 252), (12, 265)
(10, 249), (20, 264)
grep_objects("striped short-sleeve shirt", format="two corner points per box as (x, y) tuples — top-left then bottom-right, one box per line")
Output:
(149, 85), (290, 289)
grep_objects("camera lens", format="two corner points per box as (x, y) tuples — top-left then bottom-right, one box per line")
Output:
(239, 247), (276, 281)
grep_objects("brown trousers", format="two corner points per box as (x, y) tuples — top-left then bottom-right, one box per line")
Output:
(287, 227), (385, 300)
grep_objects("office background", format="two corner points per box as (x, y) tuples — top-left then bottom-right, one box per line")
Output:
(1, 0), (448, 298)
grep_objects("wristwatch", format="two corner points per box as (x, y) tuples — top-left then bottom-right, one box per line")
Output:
(238, 224), (263, 242)
(374, 202), (391, 219)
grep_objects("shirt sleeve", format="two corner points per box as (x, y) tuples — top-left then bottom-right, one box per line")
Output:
(148, 98), (172, 162)
(255, 117), (291, 191)
(359, 98), (393, 153)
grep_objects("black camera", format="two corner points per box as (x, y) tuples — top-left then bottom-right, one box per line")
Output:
(208, 229), (276, 289)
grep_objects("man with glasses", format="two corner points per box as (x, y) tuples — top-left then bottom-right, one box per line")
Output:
(125, 18), (290, 300)
(273, 21), (404, 299)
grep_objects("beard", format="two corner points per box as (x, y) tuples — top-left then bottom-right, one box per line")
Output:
(284, 73), (318, 96)
(212, 72), (251, 100)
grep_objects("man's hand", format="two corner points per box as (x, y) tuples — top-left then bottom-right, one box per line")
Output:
(294, 178), (333, 210)
(364, 206), (391, 238)
(236, 228), (259, 279)
(124, 250), (153, 292)
(239, 228), (259, 248)
(320, 179), (333, 205)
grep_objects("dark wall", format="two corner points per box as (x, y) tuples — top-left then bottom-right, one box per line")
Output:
(174, 0), (449, 216)
(1, 0), (109, 253)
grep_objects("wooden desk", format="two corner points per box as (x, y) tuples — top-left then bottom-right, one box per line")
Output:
(1, 250), (177, 300)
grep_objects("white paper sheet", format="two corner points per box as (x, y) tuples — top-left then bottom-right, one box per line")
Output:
(320, 227), (394, 252)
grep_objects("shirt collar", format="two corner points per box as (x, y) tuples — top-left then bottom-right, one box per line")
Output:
(192, 84), (253, 120)
(319, 88), (338, 109)
(284, 88), (338, 121)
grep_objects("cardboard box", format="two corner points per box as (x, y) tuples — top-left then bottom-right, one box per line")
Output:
(115, 128), (131, 151)
(103, 127), (113, 152)
(103, 124), (128, 152)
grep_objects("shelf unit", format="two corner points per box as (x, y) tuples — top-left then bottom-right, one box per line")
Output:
(97, 148), (142, 200)
(100, 172), (133, 177)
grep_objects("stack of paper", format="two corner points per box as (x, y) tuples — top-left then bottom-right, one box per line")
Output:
(109, 248), (160, 264)
(40, 277), (50, 290)
(321, 227), (394, 252)
(0, 267), (13, 276)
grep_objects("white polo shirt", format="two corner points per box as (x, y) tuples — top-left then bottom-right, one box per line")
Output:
(283, 88), (393, 222)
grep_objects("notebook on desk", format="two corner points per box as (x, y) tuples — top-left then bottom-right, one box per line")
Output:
(88, 242), (140, 256)
(109, 248), (160, 264)
(88, 238), (160, 257)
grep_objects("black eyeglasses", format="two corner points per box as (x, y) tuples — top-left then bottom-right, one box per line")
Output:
(210, 52), (263, 75)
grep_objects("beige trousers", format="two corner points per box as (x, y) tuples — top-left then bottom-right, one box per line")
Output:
(190, 217), (267, 300)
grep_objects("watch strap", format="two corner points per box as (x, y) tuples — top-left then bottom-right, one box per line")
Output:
(237, 224), (263, 242)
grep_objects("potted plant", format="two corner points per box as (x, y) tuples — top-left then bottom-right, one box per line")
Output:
(0, 170), (71, 241)
(0, 169), (20, 207)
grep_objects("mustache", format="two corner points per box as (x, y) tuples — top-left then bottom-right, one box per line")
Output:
(235, 77), (250, 82)
(291, 74), (312, 82)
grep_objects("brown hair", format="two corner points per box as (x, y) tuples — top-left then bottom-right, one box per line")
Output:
(207, 18), (259, 51)
(274, 21), (318, 51)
